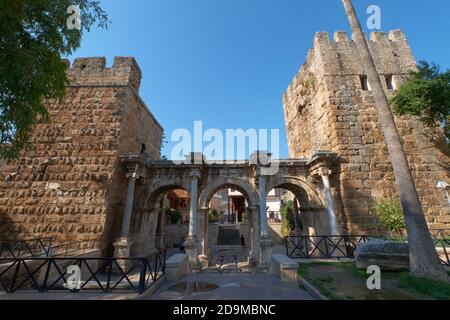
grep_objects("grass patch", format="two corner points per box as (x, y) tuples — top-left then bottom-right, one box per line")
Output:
(299, 264), (339, 299)
(398, 274), (450, 300)
(298, 263), (347, 300)
(308, 277), (343, 300)
(298, 261), (450, 300)
(338, 262), (369, 279)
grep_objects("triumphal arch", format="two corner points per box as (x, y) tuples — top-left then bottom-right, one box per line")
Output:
(115, 151), (338, 268)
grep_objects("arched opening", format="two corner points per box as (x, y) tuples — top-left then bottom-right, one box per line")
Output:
(209, 188), (248, 225)
(198, 178), (259, 270)
(266, 177), (334, 258)
(132, 184), (190, 257)
(203, 184), (255, 248)
(266, 178), (330, 247)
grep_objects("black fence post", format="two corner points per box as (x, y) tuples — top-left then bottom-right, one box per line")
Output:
(324, 237), (330, 258)
(40, 260), (52, 293)
(138, 258), (147, 294)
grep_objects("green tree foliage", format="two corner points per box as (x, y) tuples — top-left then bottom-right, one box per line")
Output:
(371, 198), (406, 236)
(242, 210), (248, 223)
(391, 61), (450, 142)
(164, 207), (181, 224)
(0, 0), (109, 158)
(160, 132), (168, 160)
(280, 200), (296, 237)
(208, 209), (219, 222)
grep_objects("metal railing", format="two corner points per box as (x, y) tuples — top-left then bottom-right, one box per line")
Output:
(430, 229), (450, 266)
(0, 250), (166, 294)
(0, 238), (53, 258)
(285, 231), (449, 266)
(285, 235), (370, 259)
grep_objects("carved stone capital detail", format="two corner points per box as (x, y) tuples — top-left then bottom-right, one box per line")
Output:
(189, 168), (201, 179)
(317, 168), (332, 177)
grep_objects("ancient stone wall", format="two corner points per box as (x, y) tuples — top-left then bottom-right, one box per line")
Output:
(283, 30), (449, 234)
(0, 57), (163, 249)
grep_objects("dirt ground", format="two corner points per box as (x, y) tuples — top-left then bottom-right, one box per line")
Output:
(299, 262), (447, 300)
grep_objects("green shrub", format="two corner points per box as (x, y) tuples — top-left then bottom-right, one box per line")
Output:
(164, 206), (181, 224)
(280, 201), (296, 237)
(242, 211), (248, 223)
(209, 209), (219, 222)
(371, 198), (405, 236)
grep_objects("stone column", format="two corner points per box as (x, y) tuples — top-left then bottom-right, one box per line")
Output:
(258, 172), (272, 269)
(248, 206), (260, 266)
(121, 174), (138, 238)
(184, 169), (201, 269)
(198, 208), (209, 268)
(319, 168), (339, 235)
(113, 172), (138, 260)
(258, 174), (269, 238)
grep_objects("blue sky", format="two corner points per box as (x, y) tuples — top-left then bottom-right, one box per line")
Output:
(69, 0), (450, 159)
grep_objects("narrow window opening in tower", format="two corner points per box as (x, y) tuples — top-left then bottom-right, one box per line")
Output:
(386, 75), (396, 90)
(360, 75), (371, 91)
(140, 143), (146, 154)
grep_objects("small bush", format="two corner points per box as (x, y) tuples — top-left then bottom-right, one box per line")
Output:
(280, 201), (296, 237)
(164, 206), (181, 224)
(208, 209), (219, 222)
(242, 211), (248, 223)
(371, 198), (405, 236)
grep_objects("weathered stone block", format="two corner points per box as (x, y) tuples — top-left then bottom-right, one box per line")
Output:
(269, 254), (299, 282)
(165, 253), (191, 282)
(355, 240), (409, 271)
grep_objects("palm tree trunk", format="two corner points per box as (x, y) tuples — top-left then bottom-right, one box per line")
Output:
(341, 0), (448, 281)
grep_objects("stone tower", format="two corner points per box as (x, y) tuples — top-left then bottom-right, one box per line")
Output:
(0, 57), (163, 249)
(283, 30), (449, 234)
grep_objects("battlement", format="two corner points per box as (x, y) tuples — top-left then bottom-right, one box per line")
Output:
(65, 56), (142, 93)
(283, 30), (416, 105)
(313, 29), (408, 45)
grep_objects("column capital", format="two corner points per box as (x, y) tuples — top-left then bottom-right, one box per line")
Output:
(311, 167), (332, 178)
(250, 151), (272, 166)
(125, 163), (146, 180)
(189, 168), (201, 179)
(126, 171), (140, 180)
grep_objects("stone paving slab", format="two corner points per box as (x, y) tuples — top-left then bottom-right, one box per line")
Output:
(152, 273), (314, 300)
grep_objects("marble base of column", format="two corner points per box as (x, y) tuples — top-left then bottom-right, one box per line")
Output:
(258, 236), (273, 270)
(248, 251), (259, 267)
(113, 237), (134, 272)
(184, 235), (201, 270)
(198, 254), (209, 268)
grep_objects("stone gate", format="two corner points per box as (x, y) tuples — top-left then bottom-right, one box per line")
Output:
(115, 151), (337, 268)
